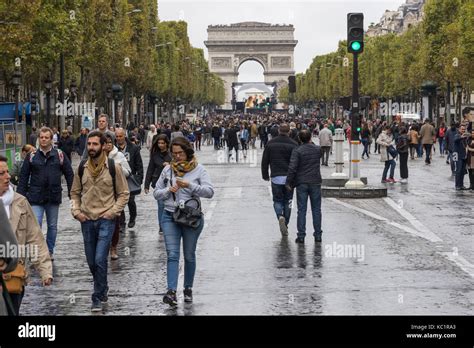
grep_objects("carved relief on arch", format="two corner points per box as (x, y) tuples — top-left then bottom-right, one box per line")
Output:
(211, 57), (232, 69)
(234, 54), (268, 70)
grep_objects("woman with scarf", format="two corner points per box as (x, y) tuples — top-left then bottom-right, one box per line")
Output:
(144, 134), (172, 234)
(103, 134), (131, 260)
(154, 137), (214, 307)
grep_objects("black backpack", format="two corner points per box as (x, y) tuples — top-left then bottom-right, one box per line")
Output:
(78, 158), (117, 198)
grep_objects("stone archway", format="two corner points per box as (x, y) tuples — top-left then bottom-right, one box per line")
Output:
(205, 22), (298, 110)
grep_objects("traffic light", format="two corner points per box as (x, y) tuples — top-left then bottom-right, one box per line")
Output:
(30, 92), (38, 113)
(351, 112), (363, 141)
(112, 83), (123, 100)
(347, 13), (364, 54)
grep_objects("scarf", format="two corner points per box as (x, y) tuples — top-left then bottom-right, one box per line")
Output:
(87, 150), (107, 178)
(171, 156), (198, 177)
(0, 185), (14, 219)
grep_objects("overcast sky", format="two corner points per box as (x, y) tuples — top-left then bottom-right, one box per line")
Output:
(159, 0), (403, 81)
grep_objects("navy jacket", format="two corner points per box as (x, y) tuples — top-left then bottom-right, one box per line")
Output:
(286, 143), (322, 188)
(17, 148), (74, 205)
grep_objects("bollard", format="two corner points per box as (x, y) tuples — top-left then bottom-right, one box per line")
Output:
(345, 140), (365, 188)
(331, 129), (348, 178)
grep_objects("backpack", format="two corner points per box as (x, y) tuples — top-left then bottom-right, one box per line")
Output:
(439, 127), (445, 138)
(78, 158), (117, 198)
(29, 148), (64, 166)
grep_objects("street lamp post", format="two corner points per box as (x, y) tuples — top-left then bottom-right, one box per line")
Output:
(44, 75), (52, 127)
(455, 83), (462, 123)
(69, 79), (77, 130)
(12, 69), (21, 122)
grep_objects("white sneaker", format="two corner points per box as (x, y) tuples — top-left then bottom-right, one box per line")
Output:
(400, 179), (408, 184)
(278, 216), (288, 236)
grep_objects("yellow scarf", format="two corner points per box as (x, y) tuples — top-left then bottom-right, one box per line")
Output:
(87, 151), (107, 178)
(171, 156), (198, 177)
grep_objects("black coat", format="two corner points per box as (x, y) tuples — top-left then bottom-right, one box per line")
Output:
(118, 141), (144, 184)
(17, 148), (74, 205)
(261, 135), (298, 180)
(74, 134), (87, 156)
(58, 136), (74, 158)
(145, 150), (172, 189)
(225, 126), (239, 147)
(211, 126), (221, 138)
(286, 143), (322, 187)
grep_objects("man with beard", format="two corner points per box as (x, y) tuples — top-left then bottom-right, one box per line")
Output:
(70, 131), (129, 312)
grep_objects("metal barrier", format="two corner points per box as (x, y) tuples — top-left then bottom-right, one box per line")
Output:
(0, 122), (27, 169)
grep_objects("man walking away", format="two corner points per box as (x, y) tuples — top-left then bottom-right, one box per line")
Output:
(261, 124), (298, 236)
(286, 130), (323, 244)
(319, 123), (333, 166)
(419, 119), (435, 165)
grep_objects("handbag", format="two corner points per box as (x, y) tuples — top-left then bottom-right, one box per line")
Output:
(127, 175), (142, 195)
(169, 169), (203, 229)
(387, 144), (398, 159)
(2, 262), (26, 294)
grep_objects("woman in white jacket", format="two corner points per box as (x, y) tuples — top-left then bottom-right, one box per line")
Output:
(104, 134), (131, 259)
(376, 125), (397, 183)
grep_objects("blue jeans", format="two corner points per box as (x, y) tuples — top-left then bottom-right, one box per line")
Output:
(382, 160), (396, 180)
(81, 218), (115, 303)
(423, 144), (432, 164)
(361, 139), (369, 158)
(438, 137), (445, 154)
(32, 203), (60, 254)
(271, 183), (294, 226)
(296, 184), (322, 239)
(417, 143), (423, 157)
(162, 211), (204, 291)
(157, 200), (165, 229)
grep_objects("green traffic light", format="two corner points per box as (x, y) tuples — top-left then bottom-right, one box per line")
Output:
(351, 41), (361, 51)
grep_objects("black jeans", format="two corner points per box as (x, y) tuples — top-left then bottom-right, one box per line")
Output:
(320, 146), (331, 165)
(399, 152), (408, 179)
(127, 194), (137, 222)
(469, 169), (474, 189)
(228, 144), (239, 162)
(409, 144), (417, 159)
(423, 144), (432, 164)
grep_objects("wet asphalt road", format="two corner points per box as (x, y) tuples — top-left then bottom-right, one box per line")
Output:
(20, 138), (474, 315)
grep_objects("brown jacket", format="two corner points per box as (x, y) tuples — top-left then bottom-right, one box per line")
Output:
(420, 123), (435, 145)
(409, 129), (419, 145)
(8, 193), (52, 283)
(70, 160), (129, 220)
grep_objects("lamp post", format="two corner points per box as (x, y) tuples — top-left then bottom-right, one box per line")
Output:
(455, 83), (462, 123)
(69, 79), (77, 129)
(106, 87), (112, 116)
(12, 69), (21, 122)
(44, 75), (52, 126)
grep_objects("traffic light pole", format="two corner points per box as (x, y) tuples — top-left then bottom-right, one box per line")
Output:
(345, 53), (365, 189)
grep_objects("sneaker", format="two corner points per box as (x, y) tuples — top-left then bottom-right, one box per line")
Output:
(91, 300), (102, 312)
(278, 216), (288, 236)
(455, 186), (468, 191)
(110, 247), (118, 260)
(159, 228), (164, 235)
(128, 220), (136, 229)
(387, 178), (397, 183)
(295, 237), (305, 244)
(314, 235), (322, 242)
(49, 253), (54, 262)
(183, 288), (193, 303)
(163, 290), (178, 307)
(381, 179), (388, 183)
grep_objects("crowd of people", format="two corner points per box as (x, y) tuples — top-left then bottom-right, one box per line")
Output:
(1, 106), (473, 315)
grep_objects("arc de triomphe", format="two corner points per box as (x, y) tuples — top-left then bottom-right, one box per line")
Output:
(205, 22), (298, 110)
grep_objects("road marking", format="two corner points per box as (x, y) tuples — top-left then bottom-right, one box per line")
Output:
(438, 252), (474, 278)
(205, 201), (217, 221)
(328, 198), (442, 242)
(383, 197), (443, 243)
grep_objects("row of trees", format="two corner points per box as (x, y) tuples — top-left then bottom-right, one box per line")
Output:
(0, 0), (225, 125)
(280, 0), (473, 112)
